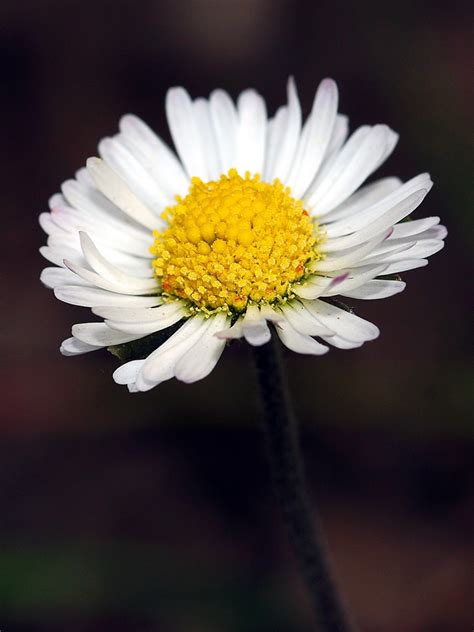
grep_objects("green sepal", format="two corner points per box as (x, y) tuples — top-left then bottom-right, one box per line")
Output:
(107, 322), (183, 362)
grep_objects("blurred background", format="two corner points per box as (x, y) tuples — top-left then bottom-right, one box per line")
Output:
(0, 1), (472, 630)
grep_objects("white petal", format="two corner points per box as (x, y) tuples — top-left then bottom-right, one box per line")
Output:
(50, 201), (153, 259)
(241, 305), (271, 346)
(275, 319), (329, 355)
(104, 320), (177, 336)
(209, 89), (238, 173)
(322, 189), (429, 252)
(320, 335), (363, 350)
(216, 317), (244, 340)
(166, 87), (208, 179)
(55, 286), (162, 308)
(137, 316), (209, 390)
(325, 114), (349, 160)
(61, 178), (152, 248)
(303, 125), (371, 208)
(40, 266), (90, 289)
(174, 313), (230, 383)
(382, 259), (429, 274)
(262, 105), (288, 182)
(45, 227), (152, 278)
(377, 128), (399, 168)
(60, 337), (99, 356)
(322, 177), (403, 224)
(361, 239), (444, 266)
(259, 305), (285, 323)
(342, 280), (406, 300)
(99, 136), (170, 214)
(64, 259), (158, 296)
(323, 173), (432, 239)
(93, 302), (183, 323)
(263, 106), (287, 182)
(193, 98), (221, 180)
(40, 244), (85, 269)
(421, 224), (447, 240)
(234, 89), (267, 175)
(313, 231), (391, 272)
(104, 303), (186, 335)
(322, 265), (388, 296)
(113, 360), (146, 385)
(389, 216), (440, 239)
(286, 78), (339, 198)
(79, 232), (157, 291)
(87, 157), (159, 230)
(307, 125), (398, 214)
(46, 215), (152, 279)
(119, 114), (189, 198)
(39, 212), (67, 237)
(363, 237), (421, 259)
(280, 302), (334, 336)
(71, 323), (144, 346)
(49, 192), (66, 208)
(303, 299), (379, 342)
(268, 77), (302, 183)
(293, 272), (350, 300)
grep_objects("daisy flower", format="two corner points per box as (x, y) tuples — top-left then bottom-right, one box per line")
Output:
(40, 78), (446, 392)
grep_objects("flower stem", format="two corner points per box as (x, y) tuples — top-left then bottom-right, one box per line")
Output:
(252, 334), (354, 632)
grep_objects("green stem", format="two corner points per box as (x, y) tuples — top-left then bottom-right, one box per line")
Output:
(252, 334), (354, 632)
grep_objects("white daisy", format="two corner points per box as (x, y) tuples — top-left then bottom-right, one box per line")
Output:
(40, 78), (447, 392)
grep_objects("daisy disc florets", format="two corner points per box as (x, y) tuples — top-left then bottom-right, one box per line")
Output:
(151, 169), (321, 313)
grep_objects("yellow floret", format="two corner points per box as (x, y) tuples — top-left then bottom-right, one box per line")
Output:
(150, 170), (322, 311)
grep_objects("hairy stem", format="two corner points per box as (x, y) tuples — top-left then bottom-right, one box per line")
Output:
(252, 334), (354, 632)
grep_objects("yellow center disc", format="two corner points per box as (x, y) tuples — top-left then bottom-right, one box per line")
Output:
(150, 169), (322, 312)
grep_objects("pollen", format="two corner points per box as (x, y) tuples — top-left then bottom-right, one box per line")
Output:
(151, 169), (322, 312)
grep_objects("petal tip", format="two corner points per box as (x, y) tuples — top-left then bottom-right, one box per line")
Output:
(320, 77), (337, 89)
(86, 156), (102, 169)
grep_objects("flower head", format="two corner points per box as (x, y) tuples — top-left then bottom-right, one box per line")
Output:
(40, 78), (446, 391)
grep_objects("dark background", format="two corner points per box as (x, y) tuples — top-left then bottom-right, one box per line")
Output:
(1, 1), (472, 631)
